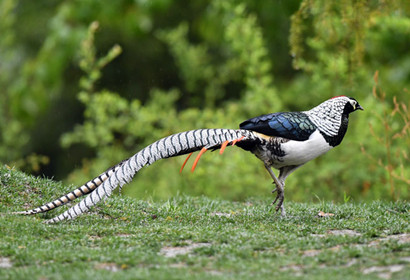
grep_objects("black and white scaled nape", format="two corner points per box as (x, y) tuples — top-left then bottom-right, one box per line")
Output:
(15, 96), (363, 223)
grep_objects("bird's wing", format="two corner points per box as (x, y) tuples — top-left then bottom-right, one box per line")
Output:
(239, 112), (316, 141)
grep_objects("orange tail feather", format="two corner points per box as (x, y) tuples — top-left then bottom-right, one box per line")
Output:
(219, 141), (230, 155)
(181, 135), (245, 173)
(180, 152), (193, 173)
(191, 147), (208, 173)
(231, 136), (245, 146)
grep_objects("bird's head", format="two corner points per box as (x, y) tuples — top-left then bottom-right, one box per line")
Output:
(304, 96), (363, 145)
(330, 95), (364, 114)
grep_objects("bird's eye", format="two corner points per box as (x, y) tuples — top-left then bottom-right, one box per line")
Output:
(349, 100), (357, 109)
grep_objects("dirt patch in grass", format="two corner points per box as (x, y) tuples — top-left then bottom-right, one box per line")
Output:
(328, 229), (362, 236)
(88, 235), (102, 240)
(302, 245), (341, 257)
(379, 233), (409, 244)
(160, 241), (211, 258)
(279, 264), (304, 276)
(0, 257), (12, 268)
(94, 262), (128, 272)
(168, 262), (188, 268)
(310, 229), (362, 238)
(301, 233), (409, 259)
(362, 265), (405, 279)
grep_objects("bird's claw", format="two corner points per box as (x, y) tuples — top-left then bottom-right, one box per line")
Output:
(275, 194), (285, 212)
(271, 189), (284, 211)
(271, 195), (279, 205)
(271, 181), (285, 213)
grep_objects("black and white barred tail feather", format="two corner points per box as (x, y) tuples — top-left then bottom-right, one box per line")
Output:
(44, 129), (257, 223)
(12, 161), (127, 215)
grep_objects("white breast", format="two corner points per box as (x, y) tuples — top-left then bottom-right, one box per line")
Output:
(274, 130), (333, 168)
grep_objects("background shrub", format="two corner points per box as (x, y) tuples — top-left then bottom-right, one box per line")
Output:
(0, 0), (408, 202)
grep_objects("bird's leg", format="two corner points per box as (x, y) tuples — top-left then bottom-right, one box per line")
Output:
(277, 165), (302, 216)
(264, 164), (286, 216)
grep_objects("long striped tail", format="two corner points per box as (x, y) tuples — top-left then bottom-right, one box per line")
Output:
(12, 160), (127, 215)
(37, 129), (256, 223)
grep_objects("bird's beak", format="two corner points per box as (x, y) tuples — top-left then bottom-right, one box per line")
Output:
(356, 104), (364, 111)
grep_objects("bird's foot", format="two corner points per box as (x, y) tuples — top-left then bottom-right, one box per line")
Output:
(271, 188), (284, 211)
(271, 183), (286, 216)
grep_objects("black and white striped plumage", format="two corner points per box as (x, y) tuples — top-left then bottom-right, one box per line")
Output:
(15, 96), (363, 223)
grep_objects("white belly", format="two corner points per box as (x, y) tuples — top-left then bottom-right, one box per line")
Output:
(274, 130), (332, 168)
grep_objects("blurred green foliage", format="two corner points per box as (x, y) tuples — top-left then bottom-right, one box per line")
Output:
(0, 0), (408, 202)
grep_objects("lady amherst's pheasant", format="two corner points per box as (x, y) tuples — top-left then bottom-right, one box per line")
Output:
(15, 96), (363, 223)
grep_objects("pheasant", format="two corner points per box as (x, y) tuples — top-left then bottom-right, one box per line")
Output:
(14, 96), (363, 223)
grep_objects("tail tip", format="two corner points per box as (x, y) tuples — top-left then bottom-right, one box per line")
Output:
(11, 210), (31, 215)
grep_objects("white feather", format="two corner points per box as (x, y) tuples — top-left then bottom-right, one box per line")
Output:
(275, 130), (332, 168)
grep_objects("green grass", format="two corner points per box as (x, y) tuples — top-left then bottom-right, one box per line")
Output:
(0, 165), (409, 280)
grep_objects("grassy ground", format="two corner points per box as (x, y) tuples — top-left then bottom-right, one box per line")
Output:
(0, 165), (409, 280)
